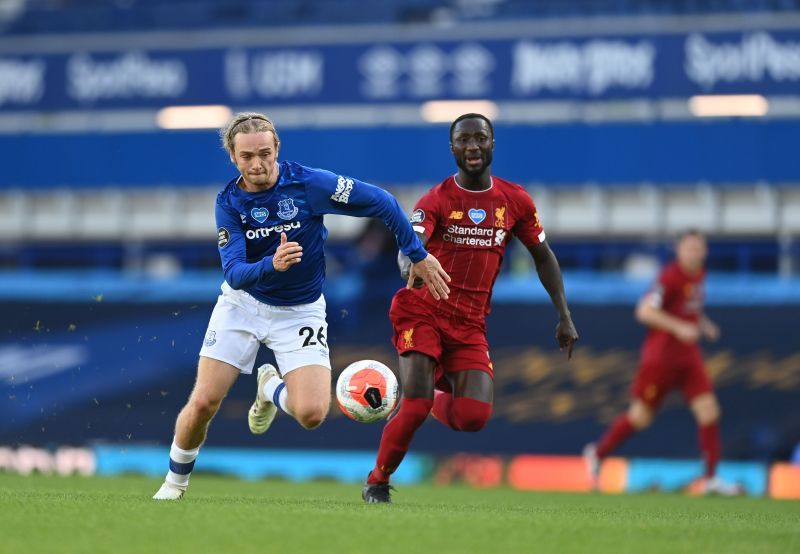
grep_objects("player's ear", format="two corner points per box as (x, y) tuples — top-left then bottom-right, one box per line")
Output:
(449, 142), (454, 154)
(229, 151), (236, 165)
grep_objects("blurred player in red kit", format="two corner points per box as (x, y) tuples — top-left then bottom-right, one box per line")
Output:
(362, 113), (579, 503)
(584, 230), (741, 495)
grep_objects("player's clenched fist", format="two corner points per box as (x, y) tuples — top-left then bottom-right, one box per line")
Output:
(272, 232), (303, 272)
(407, 253), (451, 301)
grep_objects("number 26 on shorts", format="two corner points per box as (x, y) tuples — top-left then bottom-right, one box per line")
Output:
(298, 326), (327, 348)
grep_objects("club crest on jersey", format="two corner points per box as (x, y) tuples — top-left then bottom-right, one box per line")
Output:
(468, 208), (486, 225)
(251, 207), (269, 223)
(277, 198), (299, 220)
(494, 206), (506, 228)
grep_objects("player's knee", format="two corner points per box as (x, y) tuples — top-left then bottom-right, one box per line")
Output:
(188, 394), (222, 422)
(294, 402), (328, 430)
(628, 403), (653, 429)
(694, 396), (720, 425)
(452, 398), (492, 433)
(631, 414), (652, 430)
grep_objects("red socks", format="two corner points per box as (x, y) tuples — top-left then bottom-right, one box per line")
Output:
(698, 422), (721, 477)
(432, 390), (457, 428)
(368, 397), (432, 484)
(594, 412), (721, 477)
(433, 392), (491, 432)
(596, 414), (636, 458)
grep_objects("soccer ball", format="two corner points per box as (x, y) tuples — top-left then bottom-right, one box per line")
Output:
(336, 360), (399, 423)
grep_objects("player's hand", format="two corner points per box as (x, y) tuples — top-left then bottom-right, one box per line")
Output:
(398, 251), (423, 288)
(408, 254), (451, 301)
(272, 232), (303, 272)
(673, 321), (700, 344)
(556, 316), (578, 359)
(699, 318), (720, 342)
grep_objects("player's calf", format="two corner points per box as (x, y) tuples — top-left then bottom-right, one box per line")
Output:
(280, 364), (331, 429)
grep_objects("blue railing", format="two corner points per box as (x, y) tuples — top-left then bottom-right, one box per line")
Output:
(1, 268), (798, 304)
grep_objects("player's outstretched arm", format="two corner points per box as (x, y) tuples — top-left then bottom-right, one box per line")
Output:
(528, 241), (578, 358)
(307, 170), (443, 278)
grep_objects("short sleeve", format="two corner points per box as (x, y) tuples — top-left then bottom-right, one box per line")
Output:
(512, 189), (546, 247)
(409, 189), (441, 237)
(644, 267), (676, 309)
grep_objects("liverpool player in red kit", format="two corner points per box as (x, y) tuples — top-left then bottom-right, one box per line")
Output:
(362, 113), (579, 503)
(584, 230), (740, 495)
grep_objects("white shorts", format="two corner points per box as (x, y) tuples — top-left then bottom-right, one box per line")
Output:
(199, 282), (331, 375)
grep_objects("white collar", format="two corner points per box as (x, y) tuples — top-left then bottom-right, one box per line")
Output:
(453, 174), (493, 193)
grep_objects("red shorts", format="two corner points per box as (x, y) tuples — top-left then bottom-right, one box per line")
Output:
(389, 288), (493, 392)
(631, 346), (713, 409)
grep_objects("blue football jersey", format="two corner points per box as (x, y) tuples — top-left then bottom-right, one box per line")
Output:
(215, 160), (427, 306)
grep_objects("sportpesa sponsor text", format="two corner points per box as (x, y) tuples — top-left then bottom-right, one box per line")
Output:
(245, 221), (301, 239)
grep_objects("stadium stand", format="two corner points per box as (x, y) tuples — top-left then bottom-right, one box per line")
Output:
(2, 0), (800, 34)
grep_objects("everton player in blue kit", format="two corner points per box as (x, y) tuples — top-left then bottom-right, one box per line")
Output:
(154, 113), (450, 500)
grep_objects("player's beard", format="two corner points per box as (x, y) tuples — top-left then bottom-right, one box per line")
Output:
(456, 150), (493, 176)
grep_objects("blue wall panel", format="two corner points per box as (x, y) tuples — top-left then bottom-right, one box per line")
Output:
(1, 120), (799, 188)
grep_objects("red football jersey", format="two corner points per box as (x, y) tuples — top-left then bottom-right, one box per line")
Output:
(642, 262), (705, 358)
(408, 175), (545, 319)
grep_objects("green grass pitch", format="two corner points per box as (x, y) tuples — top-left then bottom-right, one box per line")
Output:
(1, 473), (798, 554)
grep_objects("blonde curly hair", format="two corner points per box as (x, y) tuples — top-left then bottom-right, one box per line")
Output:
(220, 112), (280, 155)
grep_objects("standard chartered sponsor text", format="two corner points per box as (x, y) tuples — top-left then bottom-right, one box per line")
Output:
(443, 224), (497, 247)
